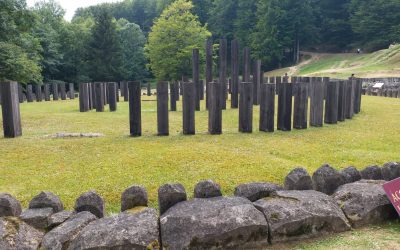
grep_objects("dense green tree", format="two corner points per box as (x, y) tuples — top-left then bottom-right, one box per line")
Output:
(234, 0), (257, 46)
(146, 0), (211, 80)
(0, 0), (42, 84)
(87, 9), (124, 81)
(208, 0), (237, 40)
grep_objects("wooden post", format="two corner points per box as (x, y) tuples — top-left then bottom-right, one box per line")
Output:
(231, 39), (239, 109)
(108, 82), (117, 112)
(239, 82), (253, 133)
(208, 81), (223, 134)
(129, 81), (142, 137)
(18, 84), (24, 103)
(89, 83), (95, 110)
(293, 82), (308, 129)
(206, 39), (213, 109)
(192, 48), (200, 111)
(310, 78), (324, 127)
(35, 85), (42, 102)
(95, 82), (105, 112)
(277, 81), (292, 131)
(120, 81), (125, 97)
(27, 85), (34, 102)
(170, 82), (177, 111)
(60, 83), (66, 100)
(69, 83), (75, 99)
(124, 81), (129, 102)
(79, 83), (90, 112)
(337, 81), (346, 122)
(260, 83), (275, 132)
(253, 60), (261, 105)
(182, 82), (195, 135)
(324, 81), (339, 124)
(354, 79), (362, 114)
(345, 80), (355, 119)
(103, 82), (108, 105)
(199, 80), (204, 100)
(157, 81), (169, 136)
(44, 84), (50, 101)
(1, 81), (22, 138)
(52, 83), (59, 100)
(219, 39), (227, 110)
(147, 82), (152, 96)
(243, 47), (251, 82)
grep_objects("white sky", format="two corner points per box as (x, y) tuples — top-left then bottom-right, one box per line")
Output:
(26, 0), (122, 21)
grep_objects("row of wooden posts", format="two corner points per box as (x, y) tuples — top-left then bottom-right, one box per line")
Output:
(364, 88), (400, 98)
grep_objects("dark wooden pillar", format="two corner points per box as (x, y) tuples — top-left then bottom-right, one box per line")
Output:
(1, 81), (22, 138)
(260, 83), (275, 132)
(206, 39), (213, 109)
(157, 81), (169, 136)
(123, 81), (129, 102)
(345, 80), (355, 119)
(95, 82), (105, 112)
(18, 84), (24, 103)
(103, 82), (108, 105)
(79, 83), (90, 112)
(354, 79), (362, 114)
(44, 84), (50, 101)
(89, 83), (95, 110)
(192, 48), (200, 111)
(147, 82), (152, 96)
(129, 81), (142, 137)
(208, 81), (223, 134)
(60, 83), (66, 100)
(310, 79), (324, 127)
(182, 82), (195, 135)
(253, 60), (261, 105)
(324, 81), (339, 124)
(337, 81), (346, 122)
(239, 82), (253, 133)
(120, 81), (125, 97)
(219, 39), (227, 110)
(27, 85), (34, 102)
(52, 83), (59, 101)
(277, 82), (293, 131)
(231, 40), (239, 108)
(108, 82), (117, 112)
(293, 82), (308, 129)
(69, 83), (75, 99)
(199, 80), (204, 100)
(170, 82), (177, 111)
(35, 85), (42, 102)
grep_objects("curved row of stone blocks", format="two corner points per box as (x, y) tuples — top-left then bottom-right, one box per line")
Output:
(0, 162), (399, 249)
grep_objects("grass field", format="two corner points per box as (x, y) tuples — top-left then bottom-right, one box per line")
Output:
(267, 44), (400, 78)
(0, 95), (399, 213)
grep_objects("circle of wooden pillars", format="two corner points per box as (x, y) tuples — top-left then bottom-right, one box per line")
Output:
(182, 82), (195, 135)
(1, 81), (22, 138)
(208, 81), (223, 135)
(128, 81), (142, 137)
(260, 83), (275, 132)
(157, 81), (169, 136)
(239, 82), (253, 133)
(108, 82), (117, 112)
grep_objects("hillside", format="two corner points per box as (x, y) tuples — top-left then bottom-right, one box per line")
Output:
(267, 45), (400, 79)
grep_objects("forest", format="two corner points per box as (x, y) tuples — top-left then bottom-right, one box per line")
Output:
(1, 0), (399, 85)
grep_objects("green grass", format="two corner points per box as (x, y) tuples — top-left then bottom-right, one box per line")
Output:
(267, 44), (400, 78)
(0, 96), (399, 214)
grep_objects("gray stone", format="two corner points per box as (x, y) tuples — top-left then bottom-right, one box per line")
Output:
(194, 180), (222, 198)
(312, 164), (344, 195)
(74, 191), (105, 218)
(333, 180), (397, 228)
(121, 185), (148, 212)
(20, 208), (53, 230)
(254, 190), (351, 243)
(284, 168), (313, 190)
(381, 162), (400, 181)
(360, 165), (383, 180)
(234, 182), (283, 202)
(48, 211), (74, 229)
(0, 217), (44, 250)
(69, 208), (159, 249)
(340, 166), (362, 184)
(160, 196), (268, 249)
(158, 183), (187, 215)
(29, 191), (64, 213)
(41, 211), (97, 250)
(0, 193), (22, 217)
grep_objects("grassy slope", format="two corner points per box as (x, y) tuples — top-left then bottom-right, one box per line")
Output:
(267, 45), (400, 78)
(0, 96), (399, 213)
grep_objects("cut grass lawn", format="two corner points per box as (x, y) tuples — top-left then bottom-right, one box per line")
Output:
(0, 95), (399, 214)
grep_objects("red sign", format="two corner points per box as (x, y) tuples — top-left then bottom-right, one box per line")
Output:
(383, 177), (400, 216)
